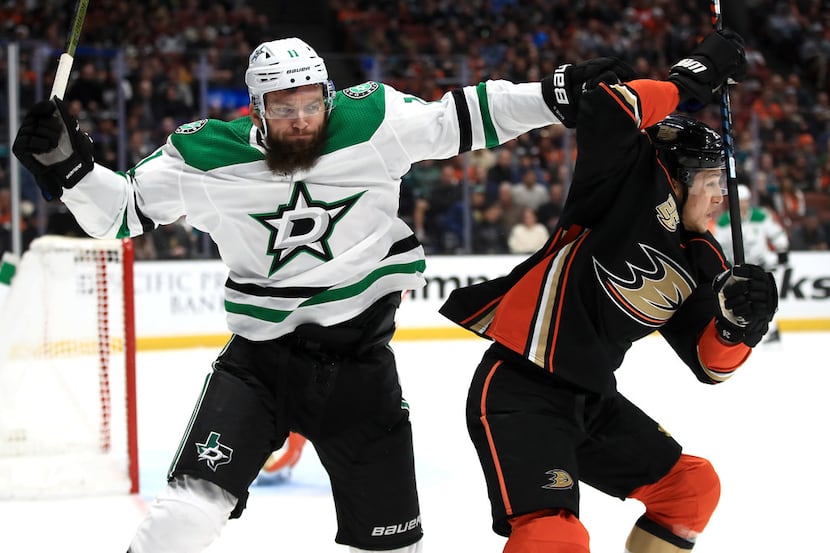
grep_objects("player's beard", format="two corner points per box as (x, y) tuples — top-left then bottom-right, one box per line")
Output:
(263, 121), (328, 175)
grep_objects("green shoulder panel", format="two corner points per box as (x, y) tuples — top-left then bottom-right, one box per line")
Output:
(716, 211), (731, 228)
(322, 82), (386, 155)
(749, 206), (768, 223)
(169, 117), (264, 171)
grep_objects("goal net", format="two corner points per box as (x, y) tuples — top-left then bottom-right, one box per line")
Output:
(0, 236), (138, 498)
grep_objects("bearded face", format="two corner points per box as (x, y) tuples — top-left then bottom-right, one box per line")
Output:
(252, 85), (329, 175)
(262, 118), (328, 175)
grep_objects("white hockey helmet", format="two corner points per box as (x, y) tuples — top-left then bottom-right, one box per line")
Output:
(245, 37), (335, 119)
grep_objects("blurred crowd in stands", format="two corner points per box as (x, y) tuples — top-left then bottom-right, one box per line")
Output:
(2, 0), (829, 259)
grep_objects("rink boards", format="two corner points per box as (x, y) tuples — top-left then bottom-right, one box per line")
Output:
(132, 252), (830, 350)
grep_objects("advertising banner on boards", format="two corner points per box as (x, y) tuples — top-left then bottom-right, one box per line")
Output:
(133, 252), (830, 348)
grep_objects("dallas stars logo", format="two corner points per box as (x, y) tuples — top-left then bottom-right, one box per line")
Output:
(196, 431), (233, 471)
(250, 44), (268, 62)
(251, 181), (363, 276)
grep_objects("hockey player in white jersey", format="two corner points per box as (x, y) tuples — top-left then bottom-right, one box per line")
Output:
(13, 37), (634, 552)
(714, 184), (788, 341)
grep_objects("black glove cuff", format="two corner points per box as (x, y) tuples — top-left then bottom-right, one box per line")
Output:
(541, 74), (560, 120)
(714, 318), (745, 345)
(541, 67), (576, 128)
(668, 61), (715, 105)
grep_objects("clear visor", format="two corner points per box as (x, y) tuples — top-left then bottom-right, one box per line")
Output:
(262, 98), (327, 120)
(686, 168), (727, 195)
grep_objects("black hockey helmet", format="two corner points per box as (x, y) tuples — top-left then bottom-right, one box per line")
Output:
(647, 115), (725, 187)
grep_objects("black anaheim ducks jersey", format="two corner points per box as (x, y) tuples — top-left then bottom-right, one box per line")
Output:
(440, 80), (730, 394)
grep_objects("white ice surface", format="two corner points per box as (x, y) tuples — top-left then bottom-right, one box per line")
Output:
(2, 332), (828, 552)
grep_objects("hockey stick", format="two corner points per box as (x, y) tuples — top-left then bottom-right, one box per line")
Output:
(50, 0), (90, 100)
(711, 0), (745, 264)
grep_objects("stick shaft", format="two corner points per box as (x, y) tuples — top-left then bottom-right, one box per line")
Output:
(49, 0), (90, 100)
(711, 0), (745, 264)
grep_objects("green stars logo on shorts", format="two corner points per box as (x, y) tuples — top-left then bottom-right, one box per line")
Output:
(196, 431), (233, 471)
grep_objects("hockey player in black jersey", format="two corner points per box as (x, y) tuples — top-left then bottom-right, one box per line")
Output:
(440, 30), (778, 553)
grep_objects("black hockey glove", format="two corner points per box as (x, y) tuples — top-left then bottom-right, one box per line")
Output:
(712, 264), (778, 347)
(12, 97), (94, 201)
(542, 57), (637, 128)
(669, 29), (746, 111)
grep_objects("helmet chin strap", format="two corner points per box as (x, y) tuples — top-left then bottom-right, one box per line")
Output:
(252, 110), (269, 147)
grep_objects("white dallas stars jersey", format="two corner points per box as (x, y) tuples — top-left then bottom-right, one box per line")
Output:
(713, 206), (789, 268)
(62, 80), (559, 340)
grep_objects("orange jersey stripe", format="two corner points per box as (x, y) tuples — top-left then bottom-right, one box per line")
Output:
(479, 359), (513, 515)
(485, 228), (590, 371)
(459, 227), (573, 331)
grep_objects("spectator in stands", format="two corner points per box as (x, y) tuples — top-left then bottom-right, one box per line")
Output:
(472, 201), (508, 254)
(398, 178), (417, 232)
(406, 159), (442, 201)
(810, 91), (830, 145)
(790, 209), (829, 250)
(129, 78), (162, 132)
(757, 151), (780, 198)
(536, 180), (565, 233)
(0, 180), (38, 255)
(789, 151), (818, 192)
(470, 184), (489, 227)
(512, 168), (549, 211)
(152, 218), (194, 260)
(422, 164), (464, 253)
(7, 0), (830, 258)
(772, 173), (806, 226)
(126, 129), (154, 167)
(0, 185), (10, 256)
(90, 112), (120, 170)
(486, 148), (520, 202)
(45, 204), (86, 238)
(817, 156), (830, 192)
(66, 61), (104, 112)
(158, 83), (193, 125)
(495, 181), (524, 239)
(131, 234), (158, 260)
(507, 206), (548, 254)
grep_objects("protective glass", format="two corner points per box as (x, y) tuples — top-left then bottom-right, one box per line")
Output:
(686, 168), (727, 195)
(262, 98), (326, 120)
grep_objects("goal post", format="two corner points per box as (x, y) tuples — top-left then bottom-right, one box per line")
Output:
(0, 236), (138, 498)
